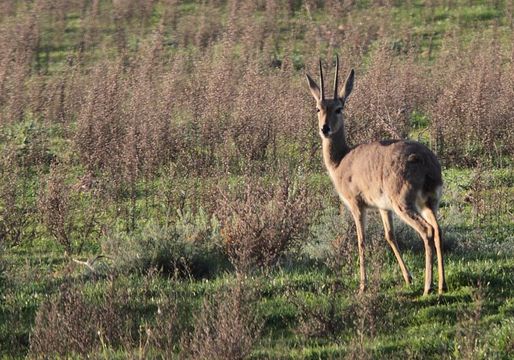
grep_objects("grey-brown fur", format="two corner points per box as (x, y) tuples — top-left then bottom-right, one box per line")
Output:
(334, 140), (442, 209)
(306, 57), (446, 295)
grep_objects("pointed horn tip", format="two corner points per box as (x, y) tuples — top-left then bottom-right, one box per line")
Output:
(318, 59), (325, 99)
(333, 55), (339, 98)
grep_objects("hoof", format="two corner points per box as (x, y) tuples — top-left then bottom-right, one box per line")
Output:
(438, 284), (448, 295)
(423, 287), (434, 296)
(406, 274), (413, 286)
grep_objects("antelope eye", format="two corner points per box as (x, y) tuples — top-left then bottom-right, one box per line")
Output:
(316, 108), (320, 113)
(335, 108), (342, 114)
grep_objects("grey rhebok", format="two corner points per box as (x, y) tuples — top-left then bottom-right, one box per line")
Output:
(306, 56), (446, 295)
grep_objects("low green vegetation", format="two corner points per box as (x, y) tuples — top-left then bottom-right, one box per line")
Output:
(0, 0), (513, 358)
(1, 166), (512, 358)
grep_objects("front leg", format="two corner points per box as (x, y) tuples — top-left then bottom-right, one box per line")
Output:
(349, 205), (367, 293)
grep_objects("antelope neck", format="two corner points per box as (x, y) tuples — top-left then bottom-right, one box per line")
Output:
(322, 126), (350, 171)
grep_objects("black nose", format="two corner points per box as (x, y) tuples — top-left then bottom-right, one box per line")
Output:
(321, 124), (330, 135)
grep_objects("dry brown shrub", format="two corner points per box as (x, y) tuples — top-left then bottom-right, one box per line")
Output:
(172, 0), (225, 50)
(0, 8), (41, 123)
(294, 283), (352, 342)
(161, 0), (180, 30)
(0, 1), (17, 20)
(171, 44), (241, 175)
(0, 149), (36, 246)
(37, 162), (74, 253)
(74, 60), (125, 174)
(29, 281), (132, 357)
(31, 272), (193, 358)
(38, 162), (102, 254)
(120, 43), (176, 178)
(182, 280), (263, 360)
(217, 176), (314, 274)
(73, 49), (170, 178)
(112, 0), (155, 24)
(194, 3), (223, 49)
(230, 65), (275, 163)
(346, 45), (429, 144)
(429, 35), (514, 165)
(145, 293), (187, 358)
(40, 59), (83, 124)
(78, 0), (102, 53)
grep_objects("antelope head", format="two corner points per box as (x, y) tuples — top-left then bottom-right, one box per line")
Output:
(306, 56), (354, 138)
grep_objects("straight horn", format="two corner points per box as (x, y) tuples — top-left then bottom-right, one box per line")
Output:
(333, 55), (339, 99)
(319, 59), (325, 100)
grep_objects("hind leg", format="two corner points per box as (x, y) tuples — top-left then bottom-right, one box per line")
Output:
(393, 204), (435, 295)
(379, 209), (412, 286)
(422, 207), (446, 294)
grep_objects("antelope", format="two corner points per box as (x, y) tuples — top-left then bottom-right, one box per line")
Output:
(306, 57), (446, 295)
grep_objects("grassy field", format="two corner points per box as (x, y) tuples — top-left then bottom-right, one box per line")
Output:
(0, 0), (513, 358)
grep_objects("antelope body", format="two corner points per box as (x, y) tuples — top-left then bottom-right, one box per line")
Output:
(307, 57), (446, 295)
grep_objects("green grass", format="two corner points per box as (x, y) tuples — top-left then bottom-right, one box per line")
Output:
(1, 136), (512, 357)
(1, 0), (514, 358)
(1, 145), (513, 357)
(2, 224), (513, 358)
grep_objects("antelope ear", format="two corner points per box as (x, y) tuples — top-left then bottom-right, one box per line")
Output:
(306, 73), (320, 101)
(340, 69), (354, 101)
